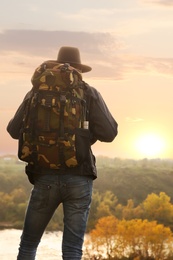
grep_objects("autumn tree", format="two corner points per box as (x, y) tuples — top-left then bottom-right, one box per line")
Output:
(117, 219), (173, 259)
(142, 220), (173, 260)
(85, 216), (119, 259)
(95, 191), (118, 219)
(141, 192), (173, 226)
(85, 217), (173, 260)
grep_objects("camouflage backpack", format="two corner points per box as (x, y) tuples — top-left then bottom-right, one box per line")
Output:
(18, 61), (90, 169)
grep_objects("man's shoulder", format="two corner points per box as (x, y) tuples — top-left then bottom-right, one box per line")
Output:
(82, 82), (98, 100)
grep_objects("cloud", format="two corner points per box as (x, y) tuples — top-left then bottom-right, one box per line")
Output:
(0, 30), (119, 56)
(0, 30), (124, 79)
(1, 30), (173, 80)
(141, 0), (173, 6)
(126, 117), (144, 123)
(120, 54), (173, 77)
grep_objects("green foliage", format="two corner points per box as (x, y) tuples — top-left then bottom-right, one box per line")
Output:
(94, 157), (173, 206)
(1, 155), (173, 231)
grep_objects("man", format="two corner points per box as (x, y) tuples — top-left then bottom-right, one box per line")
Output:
(7, 46), (118, 260)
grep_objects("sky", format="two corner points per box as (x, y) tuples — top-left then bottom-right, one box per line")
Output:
(1, 0), (173, 160)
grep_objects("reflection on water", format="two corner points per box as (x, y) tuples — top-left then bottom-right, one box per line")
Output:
(0, 229), (63, 260)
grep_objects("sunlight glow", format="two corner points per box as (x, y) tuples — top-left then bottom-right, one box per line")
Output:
(135, 133), (166, 158)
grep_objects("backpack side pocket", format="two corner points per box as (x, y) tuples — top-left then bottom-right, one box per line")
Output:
(75, 128), (90, 164)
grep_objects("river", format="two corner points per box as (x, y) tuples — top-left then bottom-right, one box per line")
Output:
(0, 229), (63, 259)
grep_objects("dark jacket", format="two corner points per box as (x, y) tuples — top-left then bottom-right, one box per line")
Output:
(7, 83), (118, 180)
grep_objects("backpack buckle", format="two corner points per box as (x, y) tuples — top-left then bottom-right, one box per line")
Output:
(60, 94), (66, 104)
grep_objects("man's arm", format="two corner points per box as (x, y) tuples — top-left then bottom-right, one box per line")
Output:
(87, 86), (118, 143)
(7, 91), (32, 139)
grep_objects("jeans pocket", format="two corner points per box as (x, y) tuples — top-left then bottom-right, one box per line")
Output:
(30, 183), (51, 210)
(65, 176), (93, 203)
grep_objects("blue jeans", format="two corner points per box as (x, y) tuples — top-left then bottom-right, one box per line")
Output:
(17, 174), (93, 260)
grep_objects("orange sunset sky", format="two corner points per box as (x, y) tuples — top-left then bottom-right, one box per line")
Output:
(1, 0), (173, 160)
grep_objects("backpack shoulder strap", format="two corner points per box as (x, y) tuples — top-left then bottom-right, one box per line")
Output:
(82, 81), (91, 121)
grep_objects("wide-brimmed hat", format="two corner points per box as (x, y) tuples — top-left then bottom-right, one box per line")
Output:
(57, 46), (92, 73)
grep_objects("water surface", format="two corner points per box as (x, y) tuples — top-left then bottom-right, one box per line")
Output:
(0, 229), (63, 260)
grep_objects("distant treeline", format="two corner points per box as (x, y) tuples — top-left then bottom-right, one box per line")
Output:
(95, 156), (173, 205)
(1, 155), (173, 231)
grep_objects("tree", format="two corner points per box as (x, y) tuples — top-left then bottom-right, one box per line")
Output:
(142, 221), (173, 260)
(122, 199), (135, 220)
(95, 191), (118, 220)
(84, 218), (173, 260)
(117, 219), (145, 258)
(85, 216), (119, 259)
(142, 192), (173, 226)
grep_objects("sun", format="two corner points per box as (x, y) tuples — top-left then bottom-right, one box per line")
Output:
(134, 133), (166, 158)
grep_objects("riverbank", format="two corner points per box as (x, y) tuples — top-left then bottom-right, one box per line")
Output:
(0, 229), (63, 260)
